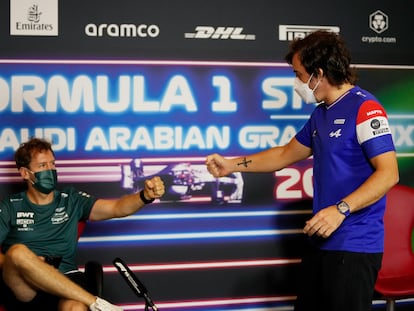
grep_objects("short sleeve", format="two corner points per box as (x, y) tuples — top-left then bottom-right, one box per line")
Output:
(356, 100), (395, 158)
(65, 187), (98, 221)
(295, 118), (313, 148)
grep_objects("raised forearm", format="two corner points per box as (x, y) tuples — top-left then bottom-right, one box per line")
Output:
(229, 140), (312, 174)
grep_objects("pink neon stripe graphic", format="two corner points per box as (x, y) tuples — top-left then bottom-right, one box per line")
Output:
(79, 258), (301, 273)
(1, 59), (412, 70)
(0, 157), (208, 182)
(79, 260), (301, 310)
(119, 295), (297, 311)
(0, 58), (289, 68)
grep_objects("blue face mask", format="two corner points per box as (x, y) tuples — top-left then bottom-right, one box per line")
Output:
(29, 169), (58, 194)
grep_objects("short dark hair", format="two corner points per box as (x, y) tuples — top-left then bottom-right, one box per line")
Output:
(14, 138), (55, 169)
(284, 30), (357, 86)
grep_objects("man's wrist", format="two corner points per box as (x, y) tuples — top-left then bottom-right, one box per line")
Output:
(336, 200), (350, 217)
(140, 190), (155, 204)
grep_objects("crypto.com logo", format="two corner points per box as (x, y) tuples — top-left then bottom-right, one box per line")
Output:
(369, 10), (388, 34)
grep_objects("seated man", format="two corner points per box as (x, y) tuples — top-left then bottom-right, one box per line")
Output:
(0, 137), (165, 311)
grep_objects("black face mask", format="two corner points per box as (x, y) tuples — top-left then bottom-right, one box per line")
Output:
(29, 169), (58, 194)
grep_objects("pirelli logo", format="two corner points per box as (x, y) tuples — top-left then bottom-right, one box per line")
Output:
(278, 25), (340, 41)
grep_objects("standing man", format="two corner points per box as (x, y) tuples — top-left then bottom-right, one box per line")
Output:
(206, 31), (399, 311)
(0, 137), (165, 311)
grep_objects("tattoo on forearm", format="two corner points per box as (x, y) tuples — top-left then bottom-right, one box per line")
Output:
(237, 157), (252, 168)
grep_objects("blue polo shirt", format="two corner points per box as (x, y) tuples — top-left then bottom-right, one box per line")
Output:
(296, 86), (395, 253)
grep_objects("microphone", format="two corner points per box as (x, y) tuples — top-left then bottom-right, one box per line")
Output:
(113, 257), (159, 311)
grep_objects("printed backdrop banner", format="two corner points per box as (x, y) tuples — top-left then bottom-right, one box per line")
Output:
(0, 61), (312, 158)
(0, 0), (413, 310)
(0, 0), (412, 64)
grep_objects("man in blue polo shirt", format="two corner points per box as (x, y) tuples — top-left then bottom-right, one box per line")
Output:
(205, 30), (399, 311)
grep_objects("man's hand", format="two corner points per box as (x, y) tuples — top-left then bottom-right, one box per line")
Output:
(143, 176), (165, 200)
(206, 153), (231, 178)
(303, 205), (345, 238)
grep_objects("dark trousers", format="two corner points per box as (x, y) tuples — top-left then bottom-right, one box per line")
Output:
(294, 247), (382, 311)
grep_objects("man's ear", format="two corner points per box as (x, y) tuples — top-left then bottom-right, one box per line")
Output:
(19, 167), (30, 180)
(316, 68), (324, 78)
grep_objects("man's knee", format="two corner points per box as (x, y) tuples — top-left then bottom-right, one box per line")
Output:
(2, 244), (37, 292)
(5, 243), (34, 264)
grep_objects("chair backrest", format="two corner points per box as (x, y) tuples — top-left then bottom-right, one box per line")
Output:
(377, 184), (414, 279)
(78, 220), (87, 239)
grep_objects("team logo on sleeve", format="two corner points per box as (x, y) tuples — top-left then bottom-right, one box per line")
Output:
(356, 100), (391, 144)
(51, 207), (69, 224)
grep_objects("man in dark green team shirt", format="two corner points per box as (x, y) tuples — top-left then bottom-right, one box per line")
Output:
(0, 137), (165, 311)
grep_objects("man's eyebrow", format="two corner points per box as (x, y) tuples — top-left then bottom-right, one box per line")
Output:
(35, 161), (49, 165)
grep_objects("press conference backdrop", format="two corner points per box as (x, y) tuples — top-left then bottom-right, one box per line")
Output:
(0, 0), (413, 310)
